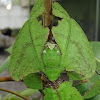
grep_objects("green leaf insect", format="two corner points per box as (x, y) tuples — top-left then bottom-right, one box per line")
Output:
(9, 0), (96, 82)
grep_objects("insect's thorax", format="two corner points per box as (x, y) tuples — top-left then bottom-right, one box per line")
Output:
(42, 42), (61, 68)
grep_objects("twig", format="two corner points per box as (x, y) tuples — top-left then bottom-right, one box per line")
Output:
(0, 88), (29, 100)
(43, 0), (53, 41)
(43, 0), (52, 27)
(0, 77), (13, 82)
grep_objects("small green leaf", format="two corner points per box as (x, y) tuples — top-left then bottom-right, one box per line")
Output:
(84, 81), (100, 99)
(75, 82), (93, 95)
(89, 72), (100, 83)
(58, 82), (83, 100)
(0, 56), (10, 73)
(44, 88), (59, 100)
(5, 46), (13, 54)
(67, 71), (85, 81)
(90, 42), (100, 72)
(90, 94), (100, 100)
(0, 95), (2, 100)
(90, 42), (100, 59)
(24, 73), (42, 89)
(4, 89), (39, 100)
(20, 88), (40, 97)
(90, 42), (100, 82)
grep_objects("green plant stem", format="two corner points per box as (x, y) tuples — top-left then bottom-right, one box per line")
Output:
(0, 88), (29, 100)
(0, 77), (13, 82)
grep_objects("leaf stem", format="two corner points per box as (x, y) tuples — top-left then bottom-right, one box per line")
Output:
(0, 88), (29, 100)
(0, 77), (13, 82)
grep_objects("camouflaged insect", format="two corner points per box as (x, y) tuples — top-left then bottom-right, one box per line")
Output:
(9, 0), (96, 82)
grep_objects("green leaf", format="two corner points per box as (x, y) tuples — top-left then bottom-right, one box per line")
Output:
(44, 82), (83, 100)
(89, 72), (100, 83)
(0, 56), (10, 73)
(68, 71), (85, 81)
(5, 46), (13, 54)
(90, 42), (100, 74)
(90, 94), (100, 100)
(24, 73), (42, 89)
(75, 82), (93, 95)
(58, 82), (83, 100)
(84, 81), (100, 99)
(52, 2), (96, 79)
(0, 96), (1, 100)
(89, 42), (100, 82)
(20, 89), (40, 97)
(95, 57), (100, 74)
(90, 42), (100, 59)
(4, 89), (39, 100)
(44, 88), (59, 100)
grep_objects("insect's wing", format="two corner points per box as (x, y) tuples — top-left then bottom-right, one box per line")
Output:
(29, 0), (49, 71)
(65, 19), (96, 78)
(9, 21), (39, 81)
(52, 2), (96, 79)
(9, 0), (49, 81)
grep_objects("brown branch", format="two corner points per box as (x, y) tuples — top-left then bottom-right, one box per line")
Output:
(43, 0), (53, 41)
(0, 88), (29, 100)
(43, 0), (52, 27)
(0, 77), (13, 82)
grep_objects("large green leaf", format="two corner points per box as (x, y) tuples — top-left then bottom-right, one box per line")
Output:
(24, 73), (42, 89)
(0, 56), (10, 73)
(84, 81), (100, 99)
(52, 2), (96, 79)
